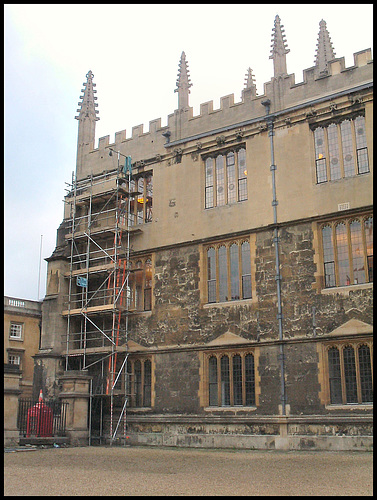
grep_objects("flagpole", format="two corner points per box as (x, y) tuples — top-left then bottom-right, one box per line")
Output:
(37, 234), (43, 300)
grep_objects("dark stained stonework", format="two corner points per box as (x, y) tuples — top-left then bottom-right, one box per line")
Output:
(34, 17), (373, 450)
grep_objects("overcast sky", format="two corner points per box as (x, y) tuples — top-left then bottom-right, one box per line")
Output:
(4, 4), (373, 301)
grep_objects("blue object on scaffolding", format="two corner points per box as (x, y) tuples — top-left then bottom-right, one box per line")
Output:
(77, 276), (87, 287)
(123, 156), (132, 177)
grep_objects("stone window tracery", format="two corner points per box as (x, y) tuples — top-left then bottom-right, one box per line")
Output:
(313, 114), (369, 183)
(320, 215), (373, 288)
(206, 351), (256, 407)
(325, 341), (373, 405)
(129, 172), (153, 225)
(205, 238), (252, 303)
(128, 256), (153, 311)
(128, 356), (153, 408)
(204, 147), (247, 208)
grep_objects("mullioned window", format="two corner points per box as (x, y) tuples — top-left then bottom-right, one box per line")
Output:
(206, 239), (252, 303)
(205, 148), (247, 208)
(320, 215), (373, 288)
(313, 114), (369, 183)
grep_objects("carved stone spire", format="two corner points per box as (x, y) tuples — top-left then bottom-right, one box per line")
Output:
(269, 15), (290, 78)
(242, 67), (257, 99)
(75, 70), (99, 176)
(75, 70), (99, 123)
(174, 51), (192, 110)
(245, 68), (256, 90)
(314, 19), (336, 75)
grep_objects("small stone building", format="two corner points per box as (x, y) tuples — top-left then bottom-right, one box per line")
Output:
(35, 16), (373, 450)
(4, 296), (42, 398)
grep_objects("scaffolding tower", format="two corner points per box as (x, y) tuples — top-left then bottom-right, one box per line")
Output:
(63, 152), (140, 445)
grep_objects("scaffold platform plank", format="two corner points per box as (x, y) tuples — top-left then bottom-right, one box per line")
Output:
(65, 223), (142, 240)
(64, 263), (116, 277)
(66, 345), (128, 355)
(62, 303), (126, 316)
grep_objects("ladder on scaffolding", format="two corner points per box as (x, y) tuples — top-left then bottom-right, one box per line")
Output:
(108, 153), (133, 445)
(65, 153), (134, 446)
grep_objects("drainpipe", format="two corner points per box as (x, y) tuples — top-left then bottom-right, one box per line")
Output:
(261, 99), (287, 416)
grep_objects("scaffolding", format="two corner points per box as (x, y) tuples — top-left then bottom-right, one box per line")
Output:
(63, 151), (140, 445)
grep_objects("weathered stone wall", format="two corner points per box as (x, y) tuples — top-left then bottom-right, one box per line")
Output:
(154, 351), (200, 414)
(284, 342), (322, 415)
(129, 244), (258, 347)
(124, 415), (372, 451)
(127, 220), (373, 420)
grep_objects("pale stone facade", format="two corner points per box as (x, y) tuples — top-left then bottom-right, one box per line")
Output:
(4, 296), (42, 399)
(35, 16), (373, 450)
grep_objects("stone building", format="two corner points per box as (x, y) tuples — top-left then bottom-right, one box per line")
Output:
(35, 16), (373, 450)
(4, 296), (42, 399)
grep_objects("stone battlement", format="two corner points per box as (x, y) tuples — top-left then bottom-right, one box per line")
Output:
(94, 48), (372, 154)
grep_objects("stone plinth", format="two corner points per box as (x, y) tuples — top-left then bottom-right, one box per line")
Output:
(4, 364), (22, 447)
(59, 370), (91, 446)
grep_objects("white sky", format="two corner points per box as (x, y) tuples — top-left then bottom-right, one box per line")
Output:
(4, 4), (373, 301)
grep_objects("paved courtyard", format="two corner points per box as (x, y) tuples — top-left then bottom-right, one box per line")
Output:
(4, 445), (373, 496)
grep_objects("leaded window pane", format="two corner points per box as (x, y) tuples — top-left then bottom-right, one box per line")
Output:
(336, 223), (350, 286)
(145, 175), (153, 222)
(322, 226), (335, 287)
(227, 153), (236, 204)
(343, 346), (358, 403)
(143, 360), (151, 406)
(134, 360), (142, 407)
(354, 116), (369, 174)
(205, 158), (214, 209)
(238, 178), (247, 201)
(209, 357), (218, 406)
(218, 246), (228, 302)
(230, 244), (240, 300)
(238, 149), (248, 201)
(314, 127), (328, 183)
(316, 159), (327, 184)
(328, 347), (342, 404)
(205, 186), (214, 209)
(340, 120), (355, 177)
(357, 148), (369, 174)
(367, 256), (373, 282)
(144, 259), (152, 311)
(364, 217), (373, 282)
(216, 155), (225, 206)
(245, 354), (255, 406)
(241, 241), (252, 299)
(232, 355), (242, 405)
(135, 262), (143, 311)
(327, 124), (341, 180)
(207, 247), (216, 303)
(358, 345), (373, 403)
(137, 177), (144, 224)
(350, 220), (365, 284)
(145, 259), (152, 287)
(220, 356), (230, 406)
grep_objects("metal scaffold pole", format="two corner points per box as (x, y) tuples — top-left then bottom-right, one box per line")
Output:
(64, 147), (134, 446)
(110, 151), (133, 446)
(66, 171), (77, 371)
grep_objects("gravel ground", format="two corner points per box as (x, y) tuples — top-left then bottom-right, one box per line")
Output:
(4, 445), (373, 496)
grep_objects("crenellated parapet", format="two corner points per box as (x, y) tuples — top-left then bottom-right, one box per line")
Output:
(76, 17), (372, 180)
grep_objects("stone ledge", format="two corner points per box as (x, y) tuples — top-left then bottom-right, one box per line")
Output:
(127, 432), (373, 451)
(321, 282), (373, 296)
(4, 389), (22, 395)
(126, 413), (373, 425)
(19, 436), (70, 446)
